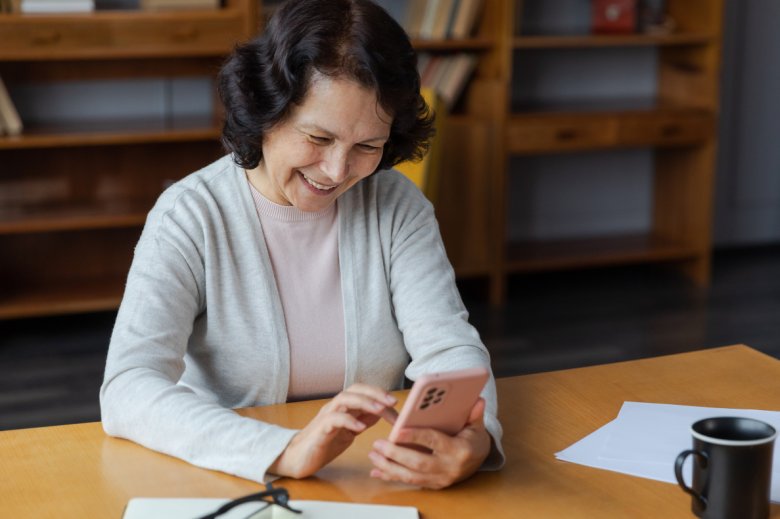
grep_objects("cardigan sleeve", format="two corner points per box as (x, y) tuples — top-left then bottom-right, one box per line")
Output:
(384, 174), (505, 470)
(100, 192), (297, 483)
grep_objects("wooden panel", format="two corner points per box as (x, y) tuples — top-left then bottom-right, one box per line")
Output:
(507, 114), (619, 154)
(513, 33), (715, 48)
(0, 57), (224, 81)
(652, 144), (717, 285)
(0, 201), (147, 235)
(0, 116), (221, 149)
(618, 112), (714, 147)
(436, 116), (494, 277)
(0, 10), (247, 61)
(0, 229), (139, 318)
(505, 233), (699, 273)
(0, 142), (224, 232)
(659, 46), (721, 111)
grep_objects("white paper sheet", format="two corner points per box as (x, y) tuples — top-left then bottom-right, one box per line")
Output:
(555, 402), (780, 502)
(123, 498), (419, 519)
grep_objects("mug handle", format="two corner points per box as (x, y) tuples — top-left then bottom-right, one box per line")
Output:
(675, 449), (708, 511)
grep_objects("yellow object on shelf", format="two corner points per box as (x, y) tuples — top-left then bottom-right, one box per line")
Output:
(394, 87), (442, 205)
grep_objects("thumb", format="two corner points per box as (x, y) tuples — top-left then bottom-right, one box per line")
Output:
(466, 397), (486, 428)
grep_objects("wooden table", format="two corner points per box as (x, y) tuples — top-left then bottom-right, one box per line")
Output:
(2, 345), (780, 518)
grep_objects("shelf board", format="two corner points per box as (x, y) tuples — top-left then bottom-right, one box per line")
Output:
(0, 8), (238, 22)
(513, 32), (715, 49)
(0, 277), (124, 319)
(505, 233), (700, 273)
(0, 200), (149, 234)
(412, 37), (494, 51)
(510, 96), (712, 115)
(0, 116), (221, 149)
(0, 9), (245, 61)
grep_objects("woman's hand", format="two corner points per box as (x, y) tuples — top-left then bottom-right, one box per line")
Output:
(367, 398), (491, 489)
(269, 384), (398, 479)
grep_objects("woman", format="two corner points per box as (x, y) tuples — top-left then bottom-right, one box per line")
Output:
(100, 0), (504, 489)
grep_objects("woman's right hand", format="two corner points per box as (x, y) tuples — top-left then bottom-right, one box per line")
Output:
(268, 383), (398, 479)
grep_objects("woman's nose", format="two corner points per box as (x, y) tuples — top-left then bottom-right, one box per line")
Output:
(321, 147), (350, 182)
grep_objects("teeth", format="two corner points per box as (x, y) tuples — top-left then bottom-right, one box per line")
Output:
(302, 173), (337, 191)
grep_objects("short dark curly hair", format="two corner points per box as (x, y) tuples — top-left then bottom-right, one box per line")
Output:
(218, 0), (434, 172)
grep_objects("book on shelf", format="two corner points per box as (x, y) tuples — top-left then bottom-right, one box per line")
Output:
(396, 0), (483, 41)
(437, 53), (478, 109)
(21, 0), (95, 13)
(448, 0), (484, 39)
(403, 0), (428, 39)
(430, 0), (457, 40)
(417, 0), (440, 40)
(418, 53), (478, 110)
(140, 0), (219, 10)
(0, 75), (23, 137)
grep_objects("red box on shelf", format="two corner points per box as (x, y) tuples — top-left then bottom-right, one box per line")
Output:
(591, 0), (638, 34)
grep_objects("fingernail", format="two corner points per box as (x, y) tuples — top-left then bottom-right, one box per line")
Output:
(385, 394), (397, 404)
(373, 439), (388, 449)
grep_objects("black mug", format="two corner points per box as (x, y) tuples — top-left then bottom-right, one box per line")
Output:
(675, 416), (776, 519)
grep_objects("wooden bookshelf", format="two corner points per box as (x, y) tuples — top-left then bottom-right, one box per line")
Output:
(0, 0), (256, 319)
(489, 0), (724, 303)
(0, 0), (724, 316)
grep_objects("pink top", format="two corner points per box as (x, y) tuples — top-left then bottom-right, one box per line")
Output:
(248, 181), (346, 401)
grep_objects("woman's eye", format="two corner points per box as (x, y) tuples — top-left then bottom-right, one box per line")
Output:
(309, 135), (331, 145)
(358, 144), (382, 153)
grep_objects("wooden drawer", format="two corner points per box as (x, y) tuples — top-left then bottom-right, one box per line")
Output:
(507, 115), (619, 154)
(0, 13), (245, 60)
(0, 22), (112, 59)
(107, 16), (245, 56)
(619, 113), (713, 147)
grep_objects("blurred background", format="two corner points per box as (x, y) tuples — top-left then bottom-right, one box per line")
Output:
(1, 0), (778, 430)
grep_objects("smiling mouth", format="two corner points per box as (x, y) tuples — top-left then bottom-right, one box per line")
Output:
(299, 171), (338, 192)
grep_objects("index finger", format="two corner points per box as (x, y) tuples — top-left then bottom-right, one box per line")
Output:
(343, 383), (398, 406)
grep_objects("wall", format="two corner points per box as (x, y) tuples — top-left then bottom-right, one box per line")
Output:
(714, 0), (780, 246)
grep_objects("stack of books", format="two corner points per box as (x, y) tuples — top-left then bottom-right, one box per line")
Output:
(20, 0), (95, 13)
(140, 0), (219, 10)
(418, 52), (479, 110)
(405, 0), (484, 40)
(0, 76), (23, 137)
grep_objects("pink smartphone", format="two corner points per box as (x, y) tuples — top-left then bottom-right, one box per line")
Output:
(388, 367), (489, 444)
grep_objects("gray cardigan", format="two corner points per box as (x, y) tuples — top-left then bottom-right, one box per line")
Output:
(100, 155), (504, 482)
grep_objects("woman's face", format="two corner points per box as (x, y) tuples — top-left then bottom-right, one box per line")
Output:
(247, 74), (392, 212)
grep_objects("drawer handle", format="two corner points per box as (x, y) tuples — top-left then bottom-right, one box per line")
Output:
(172, 27), (199, 42)
(30, 31), (62, 46)
(555, 128), (579, 141)
(661, 124), (683, 137)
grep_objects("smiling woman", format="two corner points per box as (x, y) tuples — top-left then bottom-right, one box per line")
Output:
(99, 0), (504, 490)
(246, 75), (392, 212)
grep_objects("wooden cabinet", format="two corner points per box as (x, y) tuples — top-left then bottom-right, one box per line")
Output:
(489, 0), (724, 303)
(407, 2), (509, 284)
(0, 0), (257, 319)
(0, 0), (724, 317)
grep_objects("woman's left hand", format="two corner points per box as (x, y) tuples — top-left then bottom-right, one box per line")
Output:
(367, 398), (491, 489)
